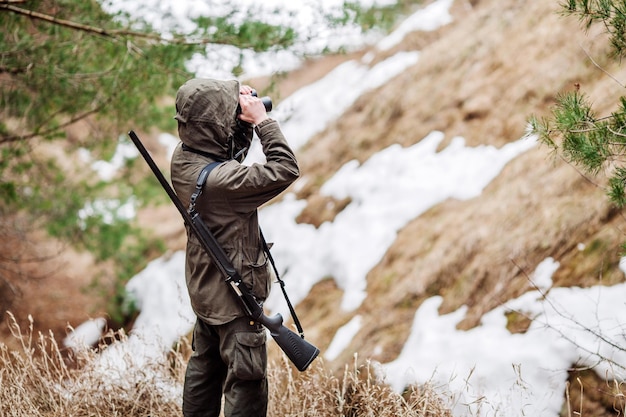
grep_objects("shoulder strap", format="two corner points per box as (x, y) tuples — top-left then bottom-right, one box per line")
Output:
(188, 161), (221, 214)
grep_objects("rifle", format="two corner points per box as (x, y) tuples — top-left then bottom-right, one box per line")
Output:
(128, 130), (319, 372)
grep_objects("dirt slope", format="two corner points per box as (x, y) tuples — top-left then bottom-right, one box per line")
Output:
(290, 0), (626, 367)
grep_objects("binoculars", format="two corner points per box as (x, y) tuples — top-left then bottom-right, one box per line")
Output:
(238, 90), (272, 113)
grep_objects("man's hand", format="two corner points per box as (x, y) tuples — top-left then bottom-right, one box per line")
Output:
(239, 86), (268, 126)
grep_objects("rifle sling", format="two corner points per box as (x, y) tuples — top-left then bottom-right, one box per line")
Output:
(259, 230), (305, 338)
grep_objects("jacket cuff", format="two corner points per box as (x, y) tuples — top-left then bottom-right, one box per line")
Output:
(254, 118), (276, 135)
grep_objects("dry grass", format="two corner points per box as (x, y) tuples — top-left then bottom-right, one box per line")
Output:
(268, 354), (452, 417)
(0, 313), (185, 417)
(0, 313), (452, 417)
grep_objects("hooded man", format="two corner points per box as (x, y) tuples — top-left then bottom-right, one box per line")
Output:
(170, 78), (300, 417)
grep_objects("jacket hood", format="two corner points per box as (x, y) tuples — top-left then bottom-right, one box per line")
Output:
(175, 78), (240, 159)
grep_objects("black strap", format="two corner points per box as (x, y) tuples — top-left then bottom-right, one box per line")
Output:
(193, 163), (306, 338)
(260, 230), (305, 338)
(189, 161), (222, 214)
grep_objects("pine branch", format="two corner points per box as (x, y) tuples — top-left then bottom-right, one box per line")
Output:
(607, 126), (626, 139)
(0, 64), (31, 75)
(0, 104), (105, 144)
(0, 4), (121, 39)
(578, 42), (626, 88)
(0, 3), (231, 46)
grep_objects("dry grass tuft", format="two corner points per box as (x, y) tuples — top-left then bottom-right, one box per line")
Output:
(0, 312), (185, 417)
(1, 313), (452, 417)
(268, 354), (452, 417)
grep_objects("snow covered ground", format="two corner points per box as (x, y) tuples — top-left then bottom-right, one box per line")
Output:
(67, 1), (626, 416)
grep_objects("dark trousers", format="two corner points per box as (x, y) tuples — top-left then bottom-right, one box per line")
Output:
(183, 316), (268, 417)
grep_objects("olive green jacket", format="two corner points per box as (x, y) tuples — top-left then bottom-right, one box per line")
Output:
(170, 79), (300, 325)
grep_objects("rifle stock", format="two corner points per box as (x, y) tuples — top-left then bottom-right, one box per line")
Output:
(128, 130), (319, 372)
(234, 275), (319, 371)
(259, 313), (319, 372)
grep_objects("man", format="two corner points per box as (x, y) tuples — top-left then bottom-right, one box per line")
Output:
(170, 78), (300, 417)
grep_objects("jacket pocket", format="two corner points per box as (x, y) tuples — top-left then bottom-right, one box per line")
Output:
(241, 249), (271, 300)
(233, 331), (267, 380)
